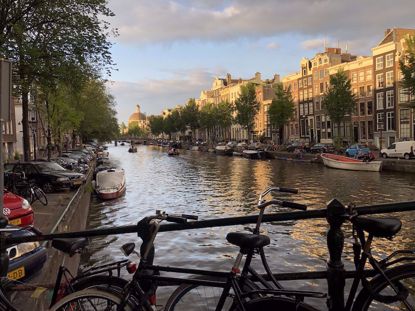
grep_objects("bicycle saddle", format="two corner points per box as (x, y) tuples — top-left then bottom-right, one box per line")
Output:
(52, 238), (89, 256)
(226, 232), (270, 252)
(354, 216), (401, 238)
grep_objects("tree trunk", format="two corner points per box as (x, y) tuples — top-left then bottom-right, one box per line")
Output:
(279, 126), (284, 145)
(45, 99), (52, 161)
(22, 90), (31, 161)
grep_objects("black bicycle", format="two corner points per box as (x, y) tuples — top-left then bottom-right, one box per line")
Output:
(47, 187), (415, 311)
(5, 172), (48, 206)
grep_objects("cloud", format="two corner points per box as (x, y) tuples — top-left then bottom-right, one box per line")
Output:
(108, 0), (415, 48)
(266, 42), (279, 50)
(106, 69), (220, 123)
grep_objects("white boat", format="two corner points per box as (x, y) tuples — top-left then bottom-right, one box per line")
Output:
(321, 153), (382, 172)
(215, 144), (233, 156)
(242, 149), (266, 160)
(95, 168), (126, 200)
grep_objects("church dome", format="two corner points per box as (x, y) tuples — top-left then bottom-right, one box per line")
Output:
(128, 105), (146, 122)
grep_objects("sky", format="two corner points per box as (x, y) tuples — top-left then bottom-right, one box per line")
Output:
(105, 0), (415, 124)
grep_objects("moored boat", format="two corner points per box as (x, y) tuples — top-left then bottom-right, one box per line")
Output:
(95, 168), (126, 200)
(242, 149), (266, 160)
(320, 153), (382, 172)
(215, 144), (233, 156)
(128, 146), (137, 153)
(168, 148), (179, 156)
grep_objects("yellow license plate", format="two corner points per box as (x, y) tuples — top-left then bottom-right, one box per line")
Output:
(73, 181), (82, 185)
(8, 267), (25, 280)
(9, 218), (21, 226)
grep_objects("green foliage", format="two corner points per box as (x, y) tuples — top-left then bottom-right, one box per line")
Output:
(120, 122), (128, 135)
(148, 115), (164, 136)
(234, 83), (260, 133)
(181, 99), (200, 131)
(399, 35), (415, 108)
(268, 83), (294, 143)
(199, 103), (217, 131)
(216, 101), (234, 129)
(322, 70), (356, 131)
(128, 124), (146, 137)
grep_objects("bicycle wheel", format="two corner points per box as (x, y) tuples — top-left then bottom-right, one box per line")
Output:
(165, 283), (236, 311)
(33, 186), (48, 206)
(241, 297), (319, 311)
(49, 288), (136, 311)
(353, 263), (415, 311)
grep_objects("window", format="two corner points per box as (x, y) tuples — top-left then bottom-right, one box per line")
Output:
(360, 121), (366, 139)
(386, 53), (394, 68)
(376, 56), (384, 70)
(359, 71), (364, 82)
(367, 85), (373, 96)
(399, 88), (410, 103)
(385, 71), (394, 87)
(315, 101), (320, 111)
(314, 84), (319, 94)
(308, 88), (313, 99)
(360, 102), (365, 116)
(386, 111), (395, 131)
(316, 115), (321, 128)
(366, 70), (372, 81)
(376, 92), (384, 109)
(353, 88), (358, 96)
(368, 120), (374, 139)
(354, 103), (358, 115)
(367, 101), (373, 115)
(377, 113), (384, 131)
(319, 58), (322, 65)
(303, 78), (307, 87)
(309, 102), (314, 114)
(300, 103), (304, 116)
(359, 86), (365, 97)
(376, 74), (384, 88)
(400, 109), (410, 138)
(299, 79), (303, 88)
(319, 70), (324, 79)
(314, 71), (319, 80)
(304, 103), (309, 115)
(324, 58), (328, 64)
(320, 83), (324, 94)
(304, 89), (308, 100)
(308, 77), (312, 85)
(299, 91), (304, 101)
(386, 90), (394, 108)
(352, 72), (358, 83)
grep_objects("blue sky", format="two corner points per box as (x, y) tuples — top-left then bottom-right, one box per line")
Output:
(105, 0), (415, 124)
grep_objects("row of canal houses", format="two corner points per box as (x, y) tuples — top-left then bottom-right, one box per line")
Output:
(191, 28), (415, 148)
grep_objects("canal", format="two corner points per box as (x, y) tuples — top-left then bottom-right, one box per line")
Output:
(82, 144), (415, 306)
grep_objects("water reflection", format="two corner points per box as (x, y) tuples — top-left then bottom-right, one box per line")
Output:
(82, 144), (415, 297)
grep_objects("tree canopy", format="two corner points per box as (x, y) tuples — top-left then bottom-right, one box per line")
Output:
(400, 35), (415, 108)
(322, 70), (356, 137)
(234, 83), (260, 138)
(268, 83), (294, 144)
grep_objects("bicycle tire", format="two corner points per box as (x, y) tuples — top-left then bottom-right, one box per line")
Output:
(49, 288), (137, 311)
(164, 277), (258, 311)
(240, 296), (319, 311)
(352, 263), (415, 311)
(33, 186), (48, 206)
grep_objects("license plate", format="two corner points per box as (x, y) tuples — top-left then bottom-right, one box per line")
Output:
(73, 180), (82, 185)
(8, 267), (25, 280)
(9, 218), (21, 226)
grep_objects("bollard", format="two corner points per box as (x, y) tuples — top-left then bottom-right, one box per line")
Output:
(326, 199), (346, 311)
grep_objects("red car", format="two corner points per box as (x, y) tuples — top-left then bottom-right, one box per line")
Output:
(2, 190), (34, 227)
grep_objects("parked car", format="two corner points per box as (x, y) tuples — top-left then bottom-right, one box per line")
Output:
(380, 141), (415, 159)
(5, 162), (72, 193)
(61, 152), (89, 165)
(310, 143), (335, 154)
(345, 144), (370, 157)
(286, 142), (309, 152)
(3, 190), (34, 227)
(6, 226), (47, 281)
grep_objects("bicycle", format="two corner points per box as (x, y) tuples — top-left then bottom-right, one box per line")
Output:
(5, 172), (48, 206)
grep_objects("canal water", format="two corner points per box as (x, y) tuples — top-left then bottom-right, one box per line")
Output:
(82, 144), (415, 306)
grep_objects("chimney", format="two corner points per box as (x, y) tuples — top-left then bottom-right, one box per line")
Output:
(226, 73), (232, 85)
(255, 72), (261, 81)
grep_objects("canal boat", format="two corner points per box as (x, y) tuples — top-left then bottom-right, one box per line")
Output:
(128, 146), (137, 153)
(215, 143), (233, 156)
(94, 168), (126, 200)
(242, 149), (267, 160)
(320, 153), (382, 172)
(168, 148), (179, 156)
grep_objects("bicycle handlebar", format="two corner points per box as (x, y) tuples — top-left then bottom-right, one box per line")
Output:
(258, 199), (307, 211)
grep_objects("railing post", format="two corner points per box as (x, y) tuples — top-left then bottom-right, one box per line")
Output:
(326, 199), (346, 311)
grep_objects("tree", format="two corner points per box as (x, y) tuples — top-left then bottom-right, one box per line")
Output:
(400, 35), (415, 108)
(215, 101), (234, 141)
(322, 70), (356, 140)
(181, 99), (199, 140)
(199, 103), (217, 143)
(0, 0), (115, 160)
(120, 122), (128, 136)
(234, 83), (260, 141)
(128, 124), (145, 137)
(268, 83), (294, 144)
(148, 115), (164, 137)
